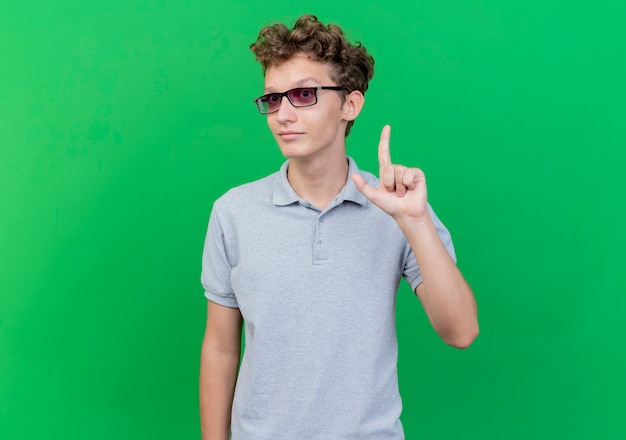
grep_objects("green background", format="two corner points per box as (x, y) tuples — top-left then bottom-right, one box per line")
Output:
(1, 1), (625, 438)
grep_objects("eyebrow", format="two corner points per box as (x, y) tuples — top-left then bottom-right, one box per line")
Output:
(263, 77), (321, 93)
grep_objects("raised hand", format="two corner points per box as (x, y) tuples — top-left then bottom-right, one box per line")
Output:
(351, 125), (429, 221)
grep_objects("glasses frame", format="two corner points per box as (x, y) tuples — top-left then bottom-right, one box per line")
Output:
(253, 86), (347, 114)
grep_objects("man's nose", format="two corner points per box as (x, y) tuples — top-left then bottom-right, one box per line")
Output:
(275, 95), (296, 121)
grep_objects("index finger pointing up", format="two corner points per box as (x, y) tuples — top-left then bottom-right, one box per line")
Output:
(378, 125), (392, 171)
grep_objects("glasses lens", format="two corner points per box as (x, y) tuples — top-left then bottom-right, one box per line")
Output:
(288, 88), (317, 107)
(256, 98), (269, 114)
(255, 94), (281, 114)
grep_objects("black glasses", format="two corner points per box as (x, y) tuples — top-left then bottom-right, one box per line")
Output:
(254, 86), (347, 114)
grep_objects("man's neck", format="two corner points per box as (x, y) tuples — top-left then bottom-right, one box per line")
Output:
(286, 152), (349, 211)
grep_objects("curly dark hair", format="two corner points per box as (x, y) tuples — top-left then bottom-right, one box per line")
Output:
(250, 14), (375, 136)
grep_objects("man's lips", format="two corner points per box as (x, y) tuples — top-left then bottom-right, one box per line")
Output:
(278, 131), (304, 140)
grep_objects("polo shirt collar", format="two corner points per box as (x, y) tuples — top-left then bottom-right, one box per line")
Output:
(272, 156), (368, 207)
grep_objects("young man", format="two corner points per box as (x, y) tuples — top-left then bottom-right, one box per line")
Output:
(200, 14), (478, 440)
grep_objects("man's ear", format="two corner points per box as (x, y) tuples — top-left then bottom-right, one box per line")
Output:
(341, 90), (365, 122)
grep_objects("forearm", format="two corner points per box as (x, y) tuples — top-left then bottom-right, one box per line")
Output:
(199, 342), (240, 440)
(398, 214), (478, 348)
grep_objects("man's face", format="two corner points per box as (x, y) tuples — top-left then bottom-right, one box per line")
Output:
(263, 53), (349, 161)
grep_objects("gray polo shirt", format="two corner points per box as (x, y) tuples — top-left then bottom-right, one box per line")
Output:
(201, 157), (455, 440)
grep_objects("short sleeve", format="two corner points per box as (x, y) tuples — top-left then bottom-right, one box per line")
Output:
(200, 203), (239, 308)
(403, 203), (457, 292)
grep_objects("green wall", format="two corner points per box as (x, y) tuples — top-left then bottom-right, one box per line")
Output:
(1, 1), (625, 438)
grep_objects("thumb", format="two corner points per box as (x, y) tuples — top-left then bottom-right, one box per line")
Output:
(351, 173), (377, 201)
